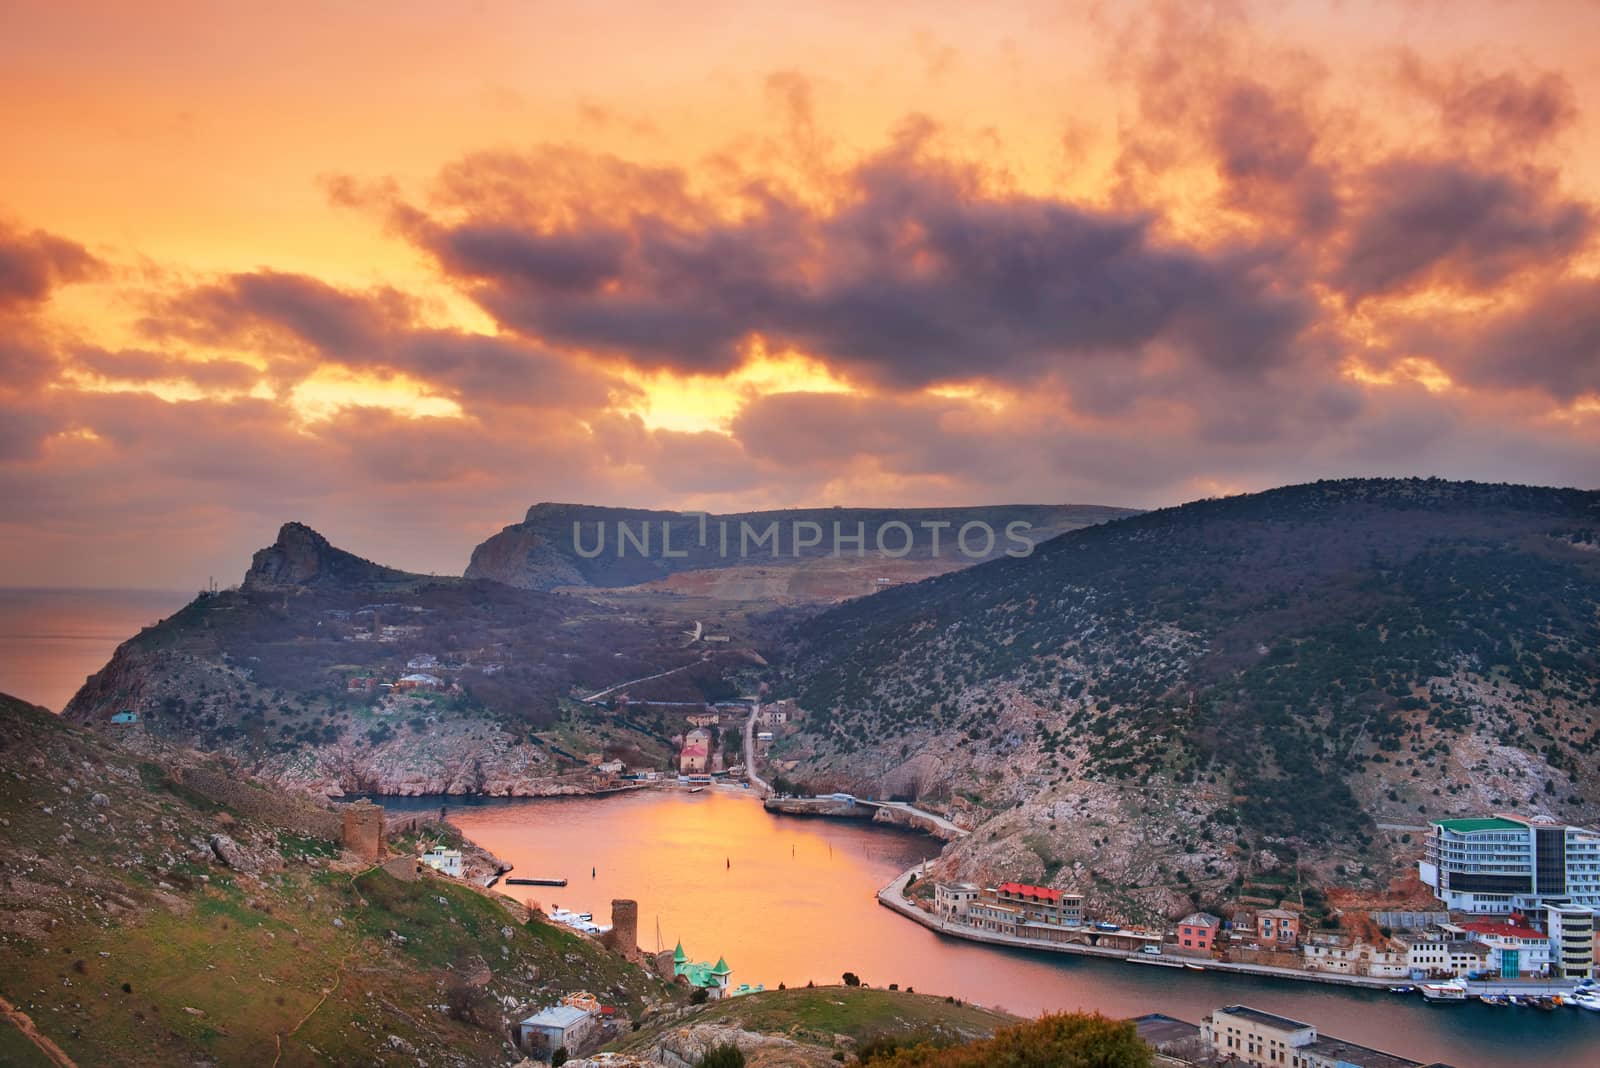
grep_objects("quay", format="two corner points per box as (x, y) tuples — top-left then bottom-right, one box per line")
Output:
(875, 868), (1585, 997)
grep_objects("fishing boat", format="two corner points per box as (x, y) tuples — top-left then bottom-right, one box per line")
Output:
(1420, 981), (1469, 1003)
(1478, 993), (1507, 1006)
(1388, 985), (1416, 995)
(1530, 996), (1558, 1011)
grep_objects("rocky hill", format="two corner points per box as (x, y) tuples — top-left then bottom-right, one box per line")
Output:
(0, 692), (678, 1067)
(466, 503), (1138, 592)
(243, 521), (416, 591)
(62, 524), (721, 796)
(774, 479), (1600, 919)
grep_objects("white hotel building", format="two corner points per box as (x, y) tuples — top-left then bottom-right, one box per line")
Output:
(1419, 815), (1600, 914)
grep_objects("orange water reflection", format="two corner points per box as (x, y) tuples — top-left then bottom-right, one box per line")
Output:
(436, 789), (1597, 1067)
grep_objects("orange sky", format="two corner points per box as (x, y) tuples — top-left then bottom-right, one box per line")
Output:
(1, 0), (1598, 587)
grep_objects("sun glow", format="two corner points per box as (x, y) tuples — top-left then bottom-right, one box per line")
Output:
(622, 343), (856, 434)
(289, 368), (464, 422)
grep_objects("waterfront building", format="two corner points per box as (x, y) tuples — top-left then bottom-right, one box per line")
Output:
(994, 882), (1084, 926)
(1256, 907), (1301, 947)
(933, 882), (979, 922)
(1301, 935), (1408, 977)
(679, 727), (712, 773)
(1459, 916), (1551, 978)
(1419, 814), (1600, 913)
(1199, 1004), (1441, 1068)
(1544, 903), (1597, 980)
(1177, 912), (1220, 953)
(1391, 930), (1488, 978)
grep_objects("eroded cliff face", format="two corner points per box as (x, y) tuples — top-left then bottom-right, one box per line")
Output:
(464, 517), (587, 591)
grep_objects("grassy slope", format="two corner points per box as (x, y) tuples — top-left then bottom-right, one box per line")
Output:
(0, 694), (677, 1067)
(617, 986), (1012, 1060)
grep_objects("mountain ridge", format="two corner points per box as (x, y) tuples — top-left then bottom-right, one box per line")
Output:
(771, 477), (1600, 917)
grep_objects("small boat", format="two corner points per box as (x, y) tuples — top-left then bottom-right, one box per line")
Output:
(1478, 994), (1506, 1006)
(506, 876), (568, 886)
(1389, 985), (1416, 995)
(1530, 996), (1558, 1012)
(1420, 982), (1469, 1003)
(1184, 963), (1206, 972)
(1507, 995), (1526, 1007)
(1574, 996), (1600, 1013)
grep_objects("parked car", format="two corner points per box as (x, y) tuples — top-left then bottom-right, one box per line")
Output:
(1094, 922), (1120, 931)
(1140, 945), (1163, 955)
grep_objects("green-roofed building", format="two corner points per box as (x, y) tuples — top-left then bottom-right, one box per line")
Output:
(672, 942), (733, 997)
(1421, 814), (1600, 915)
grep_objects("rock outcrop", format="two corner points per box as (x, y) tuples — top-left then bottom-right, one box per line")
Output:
(243, 521), (413, 591)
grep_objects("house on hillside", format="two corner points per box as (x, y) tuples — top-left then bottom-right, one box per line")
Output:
(515, 1003), (597, 1061)
(394, 672), (443, 692)
(420, 846), (462, 877)
(671, 942), (732, 998)
(109, 710), (139, 725)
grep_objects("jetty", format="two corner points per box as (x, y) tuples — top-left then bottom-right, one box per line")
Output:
(507, 876), (568, 887)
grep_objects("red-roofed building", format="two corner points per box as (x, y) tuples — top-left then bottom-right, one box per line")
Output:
(994, 882), (1082, 926)
(1178, 912), (1221, 955)
(1460, 915), (1552, 978)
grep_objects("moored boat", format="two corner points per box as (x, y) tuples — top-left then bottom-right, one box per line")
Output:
(1420, 981), (1469, 1003)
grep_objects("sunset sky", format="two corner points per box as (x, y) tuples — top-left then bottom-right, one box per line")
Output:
(3, 0), (1599, 588)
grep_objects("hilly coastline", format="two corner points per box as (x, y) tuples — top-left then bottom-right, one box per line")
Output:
(772, 479), (1600, 919)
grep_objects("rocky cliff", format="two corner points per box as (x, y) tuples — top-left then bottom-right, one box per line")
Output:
(465, 502), (1139, 591)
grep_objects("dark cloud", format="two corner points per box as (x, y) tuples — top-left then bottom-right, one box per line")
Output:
(392, 151), (1314, 396)
(1331, 160), (1592, 301)
(1398, 53), (1578, 150)
(1208, 81), (1339, 232)
(73, 347), (261, 391)
(0, 223), (99, 311)
(139, 271), (633, 412)
(142, 270), (414, 357)
(1453, 277), (1600, 400)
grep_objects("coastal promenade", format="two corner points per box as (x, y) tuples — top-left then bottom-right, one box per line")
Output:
(877, 867), (1407, 992)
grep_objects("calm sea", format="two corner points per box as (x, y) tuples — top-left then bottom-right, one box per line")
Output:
(0, 587), (193, 712)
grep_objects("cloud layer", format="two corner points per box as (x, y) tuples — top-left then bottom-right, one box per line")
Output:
(1, 0), (1598, 587)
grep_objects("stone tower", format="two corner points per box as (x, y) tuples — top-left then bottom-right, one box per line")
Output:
(341, 800), (384, 862)
(603, 898), (639, 956)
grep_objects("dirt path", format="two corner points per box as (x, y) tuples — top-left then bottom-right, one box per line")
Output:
(0, 993), (79, 1068)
